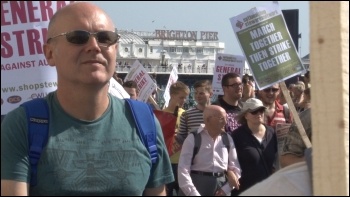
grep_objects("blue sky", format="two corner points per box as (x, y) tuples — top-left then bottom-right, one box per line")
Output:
(91, 1), (309, 58)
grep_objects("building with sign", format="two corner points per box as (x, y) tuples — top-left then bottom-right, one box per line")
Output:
(115, 29), (251, 108)
(115, 29), (240, 75)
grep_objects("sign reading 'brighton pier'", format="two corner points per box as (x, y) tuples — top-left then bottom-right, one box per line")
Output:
(155, 30), (219, 41)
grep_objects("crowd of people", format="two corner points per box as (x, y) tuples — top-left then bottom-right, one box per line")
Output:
(1, 2), (313, 196)
(112, 69), (312, 196)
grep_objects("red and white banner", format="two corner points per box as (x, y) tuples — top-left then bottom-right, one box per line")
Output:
(1, 1), (74, 115)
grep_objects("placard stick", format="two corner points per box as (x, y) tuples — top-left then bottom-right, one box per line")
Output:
(148, 96), (161, 110)
(279, 81), (312, 148)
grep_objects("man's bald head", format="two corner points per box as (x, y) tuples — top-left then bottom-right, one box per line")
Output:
(203, 105), (226, 121)
(47, 2), (115, 39)
(203, 105), (227, 136)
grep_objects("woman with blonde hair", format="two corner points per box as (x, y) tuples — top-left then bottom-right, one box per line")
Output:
(230, 98), (277, 195)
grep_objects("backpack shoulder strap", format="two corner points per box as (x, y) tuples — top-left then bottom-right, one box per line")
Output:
(221, 132), (230, 154)
(191, 131), (201, 165)
(21, 98), (50, 187)
(125, 99), (158, 165)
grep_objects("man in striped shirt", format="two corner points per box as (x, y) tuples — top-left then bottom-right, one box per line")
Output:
(175, 80), (213, 145)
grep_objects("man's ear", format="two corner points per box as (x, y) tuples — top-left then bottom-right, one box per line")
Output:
(43, 43), (55, 66)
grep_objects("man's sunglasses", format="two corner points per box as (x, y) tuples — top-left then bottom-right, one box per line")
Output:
(46, 30), (120, 47)
(249, 108), (265, 115)
(263, 88), (279, 93)
(225, 83), (243, 88)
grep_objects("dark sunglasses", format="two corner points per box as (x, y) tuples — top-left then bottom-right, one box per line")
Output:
(225, 83), (243, 88)
(47, 30), (120, 47)
(249, 108), (265, 115)
(263, 88), (279, 93)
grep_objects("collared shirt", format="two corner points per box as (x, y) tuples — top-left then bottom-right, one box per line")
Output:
(178, 124), (241, 196)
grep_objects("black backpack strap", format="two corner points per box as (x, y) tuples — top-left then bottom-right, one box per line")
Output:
(191, 131), (201, 165)
(221, 132), (230, 154)
(191, 132), (230, 165)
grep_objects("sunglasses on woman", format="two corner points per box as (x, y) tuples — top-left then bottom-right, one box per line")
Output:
(249, 108), (265, 115)
(47, 30), (120, 47)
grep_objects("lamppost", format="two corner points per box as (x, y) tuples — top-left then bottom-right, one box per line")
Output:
(160, 50), (166, 72)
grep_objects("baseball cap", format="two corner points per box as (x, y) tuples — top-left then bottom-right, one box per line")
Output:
(240, 98), (266, 114)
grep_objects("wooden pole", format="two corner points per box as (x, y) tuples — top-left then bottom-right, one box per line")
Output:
(148, 96), (161, 110)
(310, 2), (349, 195)
(279, 81), (312, 148)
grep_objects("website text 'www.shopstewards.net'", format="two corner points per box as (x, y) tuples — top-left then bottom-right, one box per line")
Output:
(1, 81), (58, 93)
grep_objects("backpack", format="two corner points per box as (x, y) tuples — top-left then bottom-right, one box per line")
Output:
(21, 98), (157, 187)
(191, 131), (230, 164)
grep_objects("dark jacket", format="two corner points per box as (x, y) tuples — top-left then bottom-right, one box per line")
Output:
(231, 124), (277, 195)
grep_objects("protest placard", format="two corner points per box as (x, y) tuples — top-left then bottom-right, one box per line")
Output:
(212, 53), (245, 95)
(124, 60), (157, 102)
(162, 66), (179, 108)
(230, 1), (306, 90)
(108, 78), (130, 99)
(229, 1), (311, 149)
(275, 122), (292, 155)
(1, 1), (74, 115)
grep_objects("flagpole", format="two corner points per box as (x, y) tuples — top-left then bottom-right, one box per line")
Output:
(298, 33), (302, 57)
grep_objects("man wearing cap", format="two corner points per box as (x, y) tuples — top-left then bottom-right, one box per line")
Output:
(230, 98), (278, 195)
(240, 108), (312, 196)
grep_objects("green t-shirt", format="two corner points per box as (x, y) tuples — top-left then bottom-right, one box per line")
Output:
(1, 92), (174, 195)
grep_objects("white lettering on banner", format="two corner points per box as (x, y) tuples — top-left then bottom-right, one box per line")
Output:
(249, 32), (283, 51)
(268, 40), (291, 55)
(258, 52), (291, 71)
(249, 49), (269, 63)
(247, 22), (292, 72)
(249, 23), (276, 39)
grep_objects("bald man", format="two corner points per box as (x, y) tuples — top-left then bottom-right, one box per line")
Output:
(178, 105), (241, 196)
(1, 2), (173, 195)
